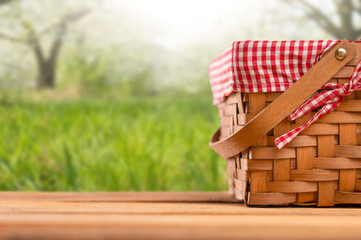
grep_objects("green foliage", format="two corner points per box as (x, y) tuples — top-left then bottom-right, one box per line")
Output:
(57, 43), (160, 97)
(58, 46), (113, 95)
(0, 95), (226, 191)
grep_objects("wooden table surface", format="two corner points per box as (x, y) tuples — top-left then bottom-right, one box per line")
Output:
(1, 191), (361, 240)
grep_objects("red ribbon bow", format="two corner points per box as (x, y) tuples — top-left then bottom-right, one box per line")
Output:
(275, 61), (361, 149)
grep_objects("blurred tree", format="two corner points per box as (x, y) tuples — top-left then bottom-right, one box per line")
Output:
(285, 0), (361, 40)
(0, 0), (16, 5)
(0, 1), (91, 89)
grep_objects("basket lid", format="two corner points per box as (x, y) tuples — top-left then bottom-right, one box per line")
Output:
(209, 40), (339, 105)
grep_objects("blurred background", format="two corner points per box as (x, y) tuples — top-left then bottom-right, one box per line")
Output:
(0, 0), (360, 191)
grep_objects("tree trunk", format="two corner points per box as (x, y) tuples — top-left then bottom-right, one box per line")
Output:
(36, 61), (55, 89)
(0, 8), (90, 90)
(32, 24), (65, 90)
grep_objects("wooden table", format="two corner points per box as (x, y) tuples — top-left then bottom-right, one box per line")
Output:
(1, 191), (361, 239)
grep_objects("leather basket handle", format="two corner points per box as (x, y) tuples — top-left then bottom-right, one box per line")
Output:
(209, 40), (357, 159)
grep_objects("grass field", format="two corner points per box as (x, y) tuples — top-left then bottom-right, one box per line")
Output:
(0, 94), (227, 191)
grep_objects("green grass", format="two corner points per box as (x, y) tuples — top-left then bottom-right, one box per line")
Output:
(0, 94), (227, 191)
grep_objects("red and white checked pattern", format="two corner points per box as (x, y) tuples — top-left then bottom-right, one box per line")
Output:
(275, 61), (361, 149)
(209, 40), (338, 105)
(209, 40), (361, 149)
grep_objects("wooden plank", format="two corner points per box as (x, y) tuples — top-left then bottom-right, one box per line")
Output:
(2, 192), (361, 216)
(227, 158), (236, 194)
(335, 191), (361, 204)
(220, 126), (231, 138)
(273, 119), (291, 181)
(250, 171), (268, 192)
(336, 145), (361, 158)
(290, 169), (339, 181)
(237, 113), (246, 125)
(339, 124), (357, 192)
(250, 147), (296, 159)
(314, 157), (361, 169)
(296, 147), (315, 203)
(236, 169), (249, 181)
(339, 169), (357, 191)
(273, 159), (290, 180)
(267, 181), (317, 193)
(225, 93), (239, 104)
(249, 93), (268, 146)
(318, 182), (335, 207)
(356, 180), (361, 192)
(296, 147), (314, 170)
(340, 124), (357, 145)
(248, 93), (268, 192)
(235, 93), (244, 114)
(3, 212), (361, 240)
(241, 159), (273, 171)
(247, 192), (296, 205)
(316, 112), (361, 123)
(221, 116), (233, 127)
(234, 178), (247, 200)
(0, 191), (240, 203)
(4, 192), (361, 239)
(299, 123), (339, 135)
(317, 135), (336, 206)
(249, 93), (266, 114)
(356, 90), (361, 99)
(317, 135), (335, 157)
(224, 103), (237, 116)
(336, 100), (361, 112)
(243, 92), (282, 103)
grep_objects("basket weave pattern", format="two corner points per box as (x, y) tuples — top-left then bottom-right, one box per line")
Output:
(218, 75), (361, 206)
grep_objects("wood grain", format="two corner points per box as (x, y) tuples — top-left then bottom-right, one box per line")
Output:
(317, 135), (336, 206)
(267, 181), (317, 193)
(296, 147), (315, 202)
(336, 100), (361, 112)
(273, 119), (291, 181)
(318, 182), (335, 207)
(250, 147), (295, 159)
(317, 112), (361, 123)
(314, 157), (361, 169)
(299, 123), (339, 135)
(338, 124), (357, 192)
(290, 169), (339, 181)
(2, 192), (361, 240)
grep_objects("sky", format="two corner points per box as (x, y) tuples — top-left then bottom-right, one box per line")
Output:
(77, 0), (336, 89)
(101, 0), (269, 51)
(0, 0), (342, 89)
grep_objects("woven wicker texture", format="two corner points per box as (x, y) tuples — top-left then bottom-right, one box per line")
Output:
(217, 68), (361, 206)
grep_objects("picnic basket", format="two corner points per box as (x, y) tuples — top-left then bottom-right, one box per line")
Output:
(209, 40), (361, 206)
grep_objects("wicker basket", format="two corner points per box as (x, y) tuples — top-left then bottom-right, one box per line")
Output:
(210, 40), (361, 206)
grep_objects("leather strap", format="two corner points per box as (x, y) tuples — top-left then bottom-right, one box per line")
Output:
(209, 40), (357, 159)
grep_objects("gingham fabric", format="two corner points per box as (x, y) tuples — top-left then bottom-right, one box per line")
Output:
(209, 40), (361, 149)
(275, 61), (361, 149)
(209, 40), (338, 105)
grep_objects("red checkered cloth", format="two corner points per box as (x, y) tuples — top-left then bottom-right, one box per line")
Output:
(275, 62), (361, 149)
(209, 40), (361, 149)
